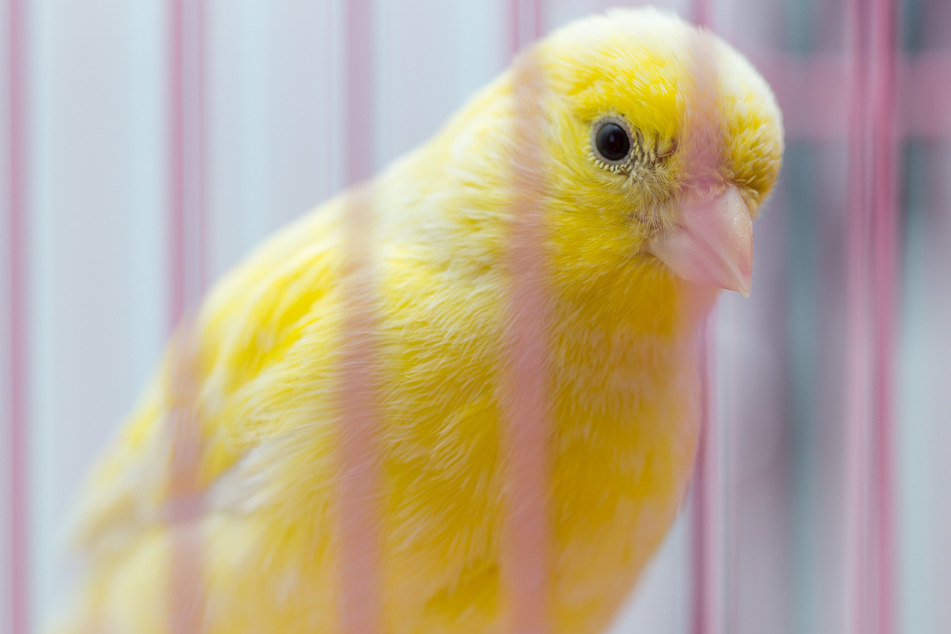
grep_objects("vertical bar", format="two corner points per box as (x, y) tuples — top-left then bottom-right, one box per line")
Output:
(870, 0), (898, 630)
(844, 1), (900, 630)
(169, 0), (207, 331)
(510, 0), (544, 55)
(345, 0), (375, 186)
(500, 6), (551, 632)
(510, 0), (519, 53)
(167, 1), (208, 631)
(195, 0), (208, 300)
(844, 0), (871, 632)
(336, 189), (384, 634)
(723, 297), (739, 634)
(336, 1), (384, 632)
(687, 5), (725, 634)
(165, 327), (207, 634)
(5, 0), (28, 632)
(169, 0), (186, 329)
(499, 51), (552, 634)
(691, 320), (721, 634)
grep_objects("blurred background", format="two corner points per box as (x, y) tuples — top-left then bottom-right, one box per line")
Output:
(1, 0), (948, 632)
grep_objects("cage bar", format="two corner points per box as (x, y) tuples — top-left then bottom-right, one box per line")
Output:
(870, 0), (899, 631)
(165, 328), (208, 634)
(844, 0), (872, 631)
(335, 1), (385, 632)
(5, 0), (28, 632)
(336, 189), (386, 634)
(687, 4), (730, 631)
(499, 53), (553, 634)
(692, 319), (723, 634)
(168, 0), (208, 330)
(166, 1), (209, 631)
(168, 0), (186, 329)
(497, 4), (553, 633)
(511, 0), (544, 54)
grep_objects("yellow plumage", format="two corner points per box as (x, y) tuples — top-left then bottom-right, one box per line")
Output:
(56, 8), (782, 633)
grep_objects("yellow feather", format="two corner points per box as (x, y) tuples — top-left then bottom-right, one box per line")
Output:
(56, 8), (782, 633)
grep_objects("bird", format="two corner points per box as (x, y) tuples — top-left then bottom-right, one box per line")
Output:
(53, 7), (782, 633)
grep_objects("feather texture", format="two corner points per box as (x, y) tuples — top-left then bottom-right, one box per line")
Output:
(54, 8), (782, 633)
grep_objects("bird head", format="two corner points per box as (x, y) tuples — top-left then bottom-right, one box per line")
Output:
(527, 8), (783, 296)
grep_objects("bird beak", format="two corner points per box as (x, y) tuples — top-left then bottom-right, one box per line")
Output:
(647, 185), (754, 297)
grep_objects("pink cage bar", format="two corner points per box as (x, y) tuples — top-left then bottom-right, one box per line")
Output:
(166, 0), (209, 632)
(5, 0), (28, 632)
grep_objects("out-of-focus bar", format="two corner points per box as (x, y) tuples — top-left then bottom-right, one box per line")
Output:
(843, 0), (901, 631)
(511, 0), (544, 55)
(5, 1), (29, 632)
(166, 0), (210, 631)
(336, 0), (385, 632)
(870, 0), (898, 631)
(169, 0), (186, 329)
(500, 57), (552, 634)
(498, 2), (552, 632)
(844, 0), (871, 631)
(165, 328), (208, 634)
(168, 0), (208, 330)
(692, 320), (723, 634)
(345, 0), (375, 187)
(336, 189), (386, 634)
(688, 2), (729, 632)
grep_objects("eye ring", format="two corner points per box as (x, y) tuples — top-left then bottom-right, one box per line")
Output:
(591, 116), (635, 166)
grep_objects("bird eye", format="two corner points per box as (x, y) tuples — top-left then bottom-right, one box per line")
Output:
(592, 118), (633, 165)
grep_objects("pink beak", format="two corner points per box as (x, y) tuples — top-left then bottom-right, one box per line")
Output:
(647, 185), (754, 297)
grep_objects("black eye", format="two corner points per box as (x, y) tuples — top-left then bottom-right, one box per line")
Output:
(594, 120), (632, 163)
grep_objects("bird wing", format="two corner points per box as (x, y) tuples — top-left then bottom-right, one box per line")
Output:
(68, 199), (348, 561)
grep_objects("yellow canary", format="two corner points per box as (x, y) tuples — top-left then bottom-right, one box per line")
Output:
(55, 8), (782, 633)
